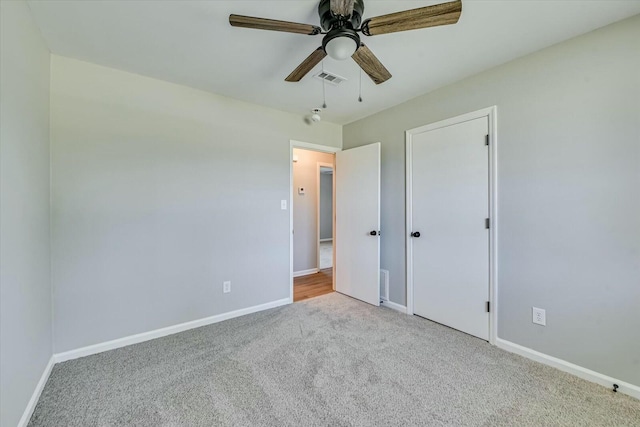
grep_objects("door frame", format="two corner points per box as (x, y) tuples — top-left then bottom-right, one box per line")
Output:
(405, 106), (498, 344)
(316, 162), (334, 273)
(290, 140), (341, 303)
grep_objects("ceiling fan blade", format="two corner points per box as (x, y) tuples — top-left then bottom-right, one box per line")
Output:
(229, 14), (321, 35)
(285, 48), (327, 82)
(352, 44), (392, 85)
(361, 0), (462, 36)
(330, 0), (355, 17)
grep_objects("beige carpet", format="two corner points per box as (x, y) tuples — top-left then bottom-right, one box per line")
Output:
(30, 293), (640, 426)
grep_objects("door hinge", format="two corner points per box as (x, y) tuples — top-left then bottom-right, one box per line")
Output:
(485, 134), (489, 146)
(486, 301), (490, 312)
(485, 218), (490, 229)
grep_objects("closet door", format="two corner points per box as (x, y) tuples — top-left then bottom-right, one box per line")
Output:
(410, 117), (490, 340)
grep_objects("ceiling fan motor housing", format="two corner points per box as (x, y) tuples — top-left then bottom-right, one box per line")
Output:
(318, 0), (365, 31)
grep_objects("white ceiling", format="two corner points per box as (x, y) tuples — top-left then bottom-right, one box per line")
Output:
(27, 1), (640, 124)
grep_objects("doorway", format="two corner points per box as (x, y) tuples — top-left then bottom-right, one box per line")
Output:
(289, 140), (382, 307)
(292, 148), (335, 302)
(406, 107), (497, 343)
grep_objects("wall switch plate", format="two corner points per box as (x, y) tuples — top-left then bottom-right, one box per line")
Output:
(532, 307), (546, 326)
(223, 281), (231, 293)
(298, 187), (305, 195)
(281, 200), (287, 210)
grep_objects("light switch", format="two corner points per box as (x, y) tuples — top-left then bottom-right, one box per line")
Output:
(281, 200), (287, 210)
(298, 187), (305, 195)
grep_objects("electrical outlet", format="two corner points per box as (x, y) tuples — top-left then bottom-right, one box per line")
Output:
(223, 281), (231, 293)
(532, 307), (546, 326)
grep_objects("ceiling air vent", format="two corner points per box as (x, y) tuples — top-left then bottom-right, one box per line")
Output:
(314, 71), (347, 86)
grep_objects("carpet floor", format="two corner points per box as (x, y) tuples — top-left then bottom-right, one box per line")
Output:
(30, 293), (639, 426)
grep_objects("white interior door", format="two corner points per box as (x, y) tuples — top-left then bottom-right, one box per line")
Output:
(335, 143), (380, 306)
(411, 117), (489, 340)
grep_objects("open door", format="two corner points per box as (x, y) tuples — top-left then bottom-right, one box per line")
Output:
(335, 143), (381, 306)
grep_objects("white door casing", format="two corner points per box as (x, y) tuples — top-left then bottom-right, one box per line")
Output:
(408, 114), (493, 341)
(335, 143), (381, 306)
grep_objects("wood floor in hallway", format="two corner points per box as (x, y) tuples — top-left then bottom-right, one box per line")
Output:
(294, 268), (333, 302)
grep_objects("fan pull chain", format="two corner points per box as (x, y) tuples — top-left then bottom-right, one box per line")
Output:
(322, 60), (327, 109)
(358, 68), (363, 102)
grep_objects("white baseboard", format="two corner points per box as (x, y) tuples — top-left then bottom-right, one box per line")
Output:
(18, 355), (55, 427)
(319, 238), (333, 243)
(496, 338), (640, 400)
(380, 300), (407, 314)
(54, 298), (291, 363)
(293, 268), (319, 278)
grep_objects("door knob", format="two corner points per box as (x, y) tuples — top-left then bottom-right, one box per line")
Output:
(370, 230), (379, 236)
(411, 231), (421, 238)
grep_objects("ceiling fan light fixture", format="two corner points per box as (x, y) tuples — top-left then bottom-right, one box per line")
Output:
(231, 0), (462, 84)
(322, 28), (360, 60)
(325, 36), (358, 60)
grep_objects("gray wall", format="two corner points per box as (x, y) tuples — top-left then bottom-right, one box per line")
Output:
(343, 15), (640, 386)
(50, 56), (342, 352)
(0, 1), (53, 426)
(292, 149), (334, 272)
(319, 172), (333, 241)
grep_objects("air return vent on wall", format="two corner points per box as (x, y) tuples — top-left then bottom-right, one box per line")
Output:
(314, 71), (347, 86)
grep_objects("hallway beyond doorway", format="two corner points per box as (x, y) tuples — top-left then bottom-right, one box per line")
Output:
(319, 240), (333, 269)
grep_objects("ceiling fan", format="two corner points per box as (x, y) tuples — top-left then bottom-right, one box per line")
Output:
(229, 0), (462, 85)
